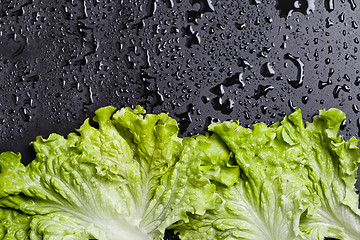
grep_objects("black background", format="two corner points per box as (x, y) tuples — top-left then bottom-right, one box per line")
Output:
(0, 0), (359, 239)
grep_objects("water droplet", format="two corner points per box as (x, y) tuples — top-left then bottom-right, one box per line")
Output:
(325, 0), (335, 12)
(353, 104), (359, 113)
(340, 119), (347, 130)
(333, 84), (350, 98)
(140, 71), (164, 108)
(355, 76), (360, 86)
(210, 84), (225, 96)
(302, 96), (309, 104)
(288, 99), (296, 111)
(257, 47), (271, 58)
(260, 62), (276, 77)
(237, 57), (253, 70)
(253, 85), (274, 100)
(348, 0), (357, 10)
(264, 17), (273, 23)
(276, 0), (315, 18)
(186, 0), (214, 24)
(325, 17), (334, 28)
(244, 111), (250, 120)
(182, 26), (201, 48)
(254, 17), (260, 25)
(260, 106), (268, 114)
(284, 53), (304, 88)
(20, 107), (31, 122)
(250, 0), (262, 5)
(235, 22), (246, 30)
(338, 12), (345, 22)
(211, 97), (234, 114)
(318, 78), (332, 89)
(201, 96), (210, 104)
(343, 74), (350, 82)
(175, 104), (194, 135)
(222, 72), (245, 89)
(356, 118), (360, 137)
(328, 46), (333, 54)
(164, 0), (174, 8)
(88, 86), (94, 104)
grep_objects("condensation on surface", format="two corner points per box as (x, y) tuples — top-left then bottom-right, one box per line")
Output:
(0, 0), (359, 163)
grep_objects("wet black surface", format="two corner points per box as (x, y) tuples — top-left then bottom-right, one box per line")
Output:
(0, 0), (359, 239)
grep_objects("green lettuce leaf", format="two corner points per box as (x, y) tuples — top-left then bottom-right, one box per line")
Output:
(292, 109), (360, 240)
(1, 106), (360, 240)
(0, 106), (226, 240)
(173, 108), (360, 240)
(0, 207), (31, 240)
(174, 112), (315, 239)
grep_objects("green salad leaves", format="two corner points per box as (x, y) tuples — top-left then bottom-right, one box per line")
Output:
(1, 106), (360, 240)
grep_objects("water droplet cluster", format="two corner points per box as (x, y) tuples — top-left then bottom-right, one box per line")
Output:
(0, 0), (359, 170)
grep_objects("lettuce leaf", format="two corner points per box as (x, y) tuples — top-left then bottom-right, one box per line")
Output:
(1, 106), (360, 240)
(0, 207), (31, 240)
(293, 109), (360, 240)
(173, 108), (360, 240)
(0, 106), (230, 240)
(174, 111), (316, 239)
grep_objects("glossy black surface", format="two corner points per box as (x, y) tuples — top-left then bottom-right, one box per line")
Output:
(0, 1), (359, 239)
